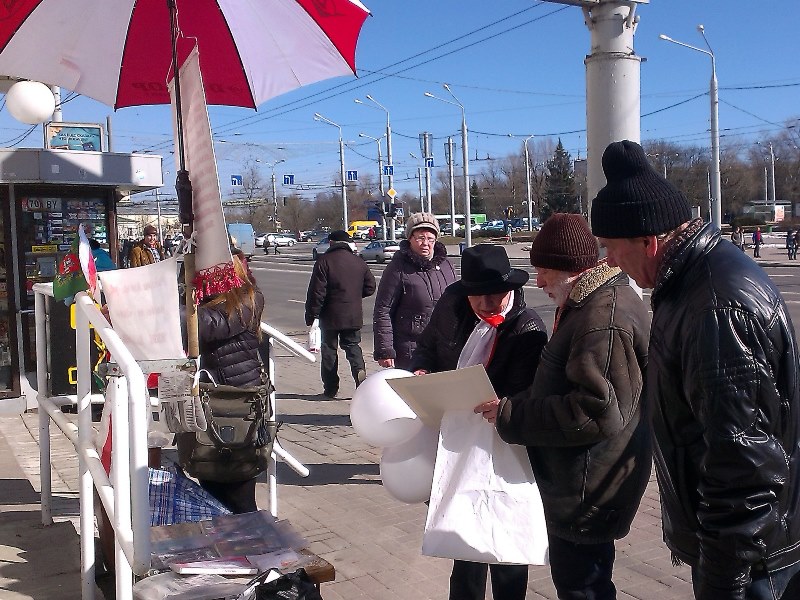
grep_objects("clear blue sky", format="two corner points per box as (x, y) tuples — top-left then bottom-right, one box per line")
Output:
(0, 0), (797, 202)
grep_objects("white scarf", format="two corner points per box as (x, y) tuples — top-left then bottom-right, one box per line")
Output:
(457, 293), (514, 369)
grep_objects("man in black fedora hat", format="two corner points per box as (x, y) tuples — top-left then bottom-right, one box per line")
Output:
(411, 244), (548, 600)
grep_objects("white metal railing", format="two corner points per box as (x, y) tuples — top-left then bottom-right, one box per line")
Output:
(33, 283), (315, 600)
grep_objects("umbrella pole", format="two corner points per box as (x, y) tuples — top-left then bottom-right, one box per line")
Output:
(168, 0), (199, 359)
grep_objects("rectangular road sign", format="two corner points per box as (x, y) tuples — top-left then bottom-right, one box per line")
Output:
(383, 165), (394, 176)
(347, 170), (358, 182)
(230, 174), (243, 186)
(425, 157), (434, 169)
(283, 174), (295, 185)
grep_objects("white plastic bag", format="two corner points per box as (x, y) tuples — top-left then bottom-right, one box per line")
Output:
(308, 319), (321, 353)
(422, 410), (549, 565)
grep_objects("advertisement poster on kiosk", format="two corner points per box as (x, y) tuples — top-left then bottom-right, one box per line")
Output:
(45, 122), (104, 152)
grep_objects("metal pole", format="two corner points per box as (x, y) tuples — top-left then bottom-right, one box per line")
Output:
(339, 134), (348, 229)
(417, 167), (423, 212)
(447, 137), (456, 236)
(709, 53), (722, 228)
(386, 117), (395, 241)
(769, 142), (776, 203)
(461, 107), (471, 249)
(271, 169), (278, 225)
(524, 137), (533, 231)
(764, 167), (768, 203)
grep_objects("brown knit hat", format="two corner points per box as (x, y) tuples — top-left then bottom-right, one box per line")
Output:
(143, 224), (158, 236)
(529, 213), (598, 273)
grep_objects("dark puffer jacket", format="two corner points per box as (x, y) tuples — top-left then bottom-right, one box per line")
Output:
(305, 242), (377, 330)
(373, 240), (456, 369)
(496, 264), (651, 545)
(648, 222), (800, 598)
(410, 287), (547, 399)
(197, 289), (265, 387)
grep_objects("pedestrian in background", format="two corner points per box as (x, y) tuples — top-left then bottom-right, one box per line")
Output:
(592, 140), (800, 600)
(730, 226), (745, 251)
(787, 229), (795, 260)
(751, 226), (763, 258)
(476, 213), (652, 600)
(373, 213), (456, 370)
(412, 244), (548, 600)
(305, 230), (376, 398)
(129, 225), (165, 267)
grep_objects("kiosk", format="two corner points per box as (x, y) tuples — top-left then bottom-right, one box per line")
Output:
(0, 147), (162, 412)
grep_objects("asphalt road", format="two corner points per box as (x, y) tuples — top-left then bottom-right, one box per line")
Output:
(248, 241), (800, 355)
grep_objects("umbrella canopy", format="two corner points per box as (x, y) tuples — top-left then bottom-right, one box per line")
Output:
(0, 0), (370, 109)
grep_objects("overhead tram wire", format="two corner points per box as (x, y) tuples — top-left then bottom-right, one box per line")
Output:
(206, 3), (570, 138)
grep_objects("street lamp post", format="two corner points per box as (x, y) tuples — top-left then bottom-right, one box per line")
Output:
(409, 153), (424, 212)
(660, 25), (721, 229)
(769, 142), (776, 204)
(360, 132), (387, 238)
(355, 95), (396, 240)
(509, 134), (535, 231)
(313, 113), (348, 229)
(263, 159), (286, 225)
(425, 84), (471, 248)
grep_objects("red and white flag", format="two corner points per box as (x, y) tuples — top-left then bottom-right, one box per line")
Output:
(77, 223), (98, 302)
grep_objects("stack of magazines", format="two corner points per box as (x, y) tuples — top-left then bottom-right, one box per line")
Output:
(150, 510), (312, 576)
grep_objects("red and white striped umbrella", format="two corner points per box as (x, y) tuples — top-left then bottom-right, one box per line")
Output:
(0, 0), (370, 109)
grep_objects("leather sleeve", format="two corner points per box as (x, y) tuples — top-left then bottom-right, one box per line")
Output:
(304, 260), (328, 326)
(372, 262), (401, 360)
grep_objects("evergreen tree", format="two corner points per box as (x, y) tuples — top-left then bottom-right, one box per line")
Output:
(542, 139), (578, 219)
(469, 180), (486, 216)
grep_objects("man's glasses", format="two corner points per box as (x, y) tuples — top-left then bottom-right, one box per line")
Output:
(412, 235), (436, 244)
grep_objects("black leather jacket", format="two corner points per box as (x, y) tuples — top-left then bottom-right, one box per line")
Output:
(649, 222), (800, 598)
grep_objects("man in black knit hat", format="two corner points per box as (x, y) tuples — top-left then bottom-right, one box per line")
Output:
(592, 140), (800, 600)
(476, 213), (651, 600)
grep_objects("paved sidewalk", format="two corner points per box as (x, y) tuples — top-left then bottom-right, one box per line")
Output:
(0, 236), (796, 599)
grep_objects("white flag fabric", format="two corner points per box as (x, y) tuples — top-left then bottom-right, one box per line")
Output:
(169, 46), (241, 303)
(422, 410), (549, 565)
(98, 257), (185, 361)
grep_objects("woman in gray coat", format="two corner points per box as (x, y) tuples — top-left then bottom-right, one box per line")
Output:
(373, 213), (456, 370)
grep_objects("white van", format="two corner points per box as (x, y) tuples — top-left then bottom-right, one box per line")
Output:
(227, 223), (256, 257)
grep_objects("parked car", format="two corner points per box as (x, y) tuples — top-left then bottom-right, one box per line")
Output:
(360, 240), (400, 263)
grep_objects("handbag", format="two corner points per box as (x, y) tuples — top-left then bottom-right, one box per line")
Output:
(177, 375), (277, 483)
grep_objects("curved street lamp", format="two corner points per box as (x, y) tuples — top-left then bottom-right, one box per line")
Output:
(313, 112), (348, 228)
(260, 159), (285, 224)
(659, 25), (721, 228)
(425, 84), (471, 248)
(355, 95), (396, 240)
(509, 134), (535, 231)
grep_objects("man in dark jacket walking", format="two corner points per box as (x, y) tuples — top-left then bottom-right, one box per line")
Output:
(305, 230), (376, 398)
(477, 214), (651, 600)
(593, 140), (800, 600)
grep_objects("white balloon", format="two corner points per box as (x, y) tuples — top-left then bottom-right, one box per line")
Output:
(6, 81), (55, 125)
(350, 368), (421, 447)
(380, 425), (439, 504)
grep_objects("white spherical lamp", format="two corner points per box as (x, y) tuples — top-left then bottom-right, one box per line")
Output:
(380, 425), (439, 504)
(6, 81), (55, 125)
(350, 369), (422, 447)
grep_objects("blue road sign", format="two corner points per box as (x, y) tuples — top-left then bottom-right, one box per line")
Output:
(394, 206), (404, 217)
(425, 157), (434, 169)
(383, 165), (394, 176)
(283, 174), (295, 185)
(346, 170), (358, 182)
(230, 174), (243, 186)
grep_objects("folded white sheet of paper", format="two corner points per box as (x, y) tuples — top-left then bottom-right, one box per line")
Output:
(386, 364), (495, 428)
(98, 257), (185, 360)
(422, 410), (549, 565)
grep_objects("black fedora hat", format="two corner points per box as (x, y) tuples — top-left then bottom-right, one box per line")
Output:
(450, 245), (529, 296)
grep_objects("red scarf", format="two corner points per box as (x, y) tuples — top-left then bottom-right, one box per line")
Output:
(481, 314), (505, 328)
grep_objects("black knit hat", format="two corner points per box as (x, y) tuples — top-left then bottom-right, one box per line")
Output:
(449, 245), (529, 296)
(590, 140), (692, 238)
(328, 229), (351, 242)
(530, 213), (598, 273)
